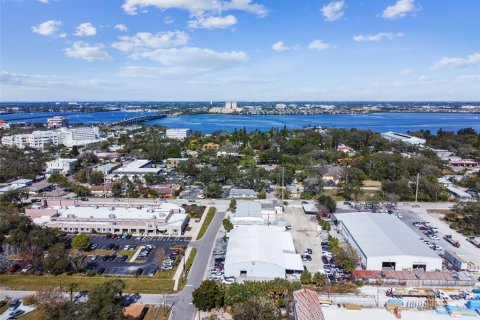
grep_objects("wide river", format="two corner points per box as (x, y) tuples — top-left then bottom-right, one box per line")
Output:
(1, 111), (479, 134)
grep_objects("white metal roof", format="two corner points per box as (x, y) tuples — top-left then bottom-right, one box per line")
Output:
(336, 212), (440, 259)
(225, 225), (303, 271)
(55, 203), (185, 220)
(113, 160), (160, 174)
(235, 201), (262, 218)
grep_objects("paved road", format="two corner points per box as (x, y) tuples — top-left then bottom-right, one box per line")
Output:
(170, 210), (225, 320)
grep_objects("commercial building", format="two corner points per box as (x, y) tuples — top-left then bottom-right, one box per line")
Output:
(46, 158), (78, 175)
(381, 131), (426, 146)
(229, 188), (257, 199)
(336, 212), (442, 271)
(47, 116), (69, 129)
(26, 200), (189, 235)
(165, 128), (191, 140)
(111, 159), (161, 181)
(224, 225), (304, 279)
(1, 127), (102, 149)
(231, 201), (277, 226)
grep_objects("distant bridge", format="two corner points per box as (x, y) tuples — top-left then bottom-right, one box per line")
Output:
(110, 114), (166, 126)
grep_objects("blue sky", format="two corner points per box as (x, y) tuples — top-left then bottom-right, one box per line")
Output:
(1, 0), (479, 101)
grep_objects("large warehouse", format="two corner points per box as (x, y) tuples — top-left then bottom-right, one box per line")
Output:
(224, 225), (304, 279)
(336, 212), (442, 271)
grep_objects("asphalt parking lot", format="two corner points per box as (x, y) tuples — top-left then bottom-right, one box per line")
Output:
(66, 234), (191, 276)
(282, 206), (326, 272)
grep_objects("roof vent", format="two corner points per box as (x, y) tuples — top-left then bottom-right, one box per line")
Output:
(109, 213), (116, 218)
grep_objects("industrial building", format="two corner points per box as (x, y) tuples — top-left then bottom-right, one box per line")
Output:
(224, 225), (304, 279)
(25, 199), (188, 236)
(336, 212), (442, 271)
(381, 131), (426, 146)
(230, 201), (280, 226)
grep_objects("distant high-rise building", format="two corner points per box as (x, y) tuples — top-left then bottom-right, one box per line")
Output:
(209, 101), (243, 114)
(47, 116), (69, 129)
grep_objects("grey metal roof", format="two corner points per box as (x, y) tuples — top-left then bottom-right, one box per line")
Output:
(236, 201), (262, 218)
(336, 212), (440, 259)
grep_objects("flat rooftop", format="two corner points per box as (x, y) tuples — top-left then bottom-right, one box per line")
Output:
(54, 203), (185, 220)
(336, 212), (440, 259)
(113, 160), (160, 174)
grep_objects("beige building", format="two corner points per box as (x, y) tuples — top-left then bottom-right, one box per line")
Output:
(209, 101), (243, 114)
(26, 199), (189, 235)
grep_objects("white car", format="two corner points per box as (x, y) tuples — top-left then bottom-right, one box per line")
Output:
(434, 246), (443, 251)
(222, 277), (235, 284)
(123, 245), (130, 250)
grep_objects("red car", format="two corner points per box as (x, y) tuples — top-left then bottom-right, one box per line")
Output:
(8, 264), (20, 273)
(419, 226), (429, 230)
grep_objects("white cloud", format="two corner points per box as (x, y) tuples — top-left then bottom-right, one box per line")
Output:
(432, 52), (480, 70)
(75, 22), (97, 37)
(1, 70), (118, 89)
(64, 42), (111, 61)
(272, 41), (291, 52)
(353, 32), (404, 42)
(164, 16), (175, 24)
(382, 0), (419, 19)
(114, 24), (128, 32)
(399, 68), (415, 75)
(188, 15), (237, 29)
(118, 65), (206, 77)
(112, 31), (189, 52)
(455, 74), (480, 83)
(31, 20), (62, 36)
(308, 40), (330, 51)
(321, 0), (345, 22)
(122, 0), (268, 16)
(37, 0), (49, 4)
(131, 47), (248, 67)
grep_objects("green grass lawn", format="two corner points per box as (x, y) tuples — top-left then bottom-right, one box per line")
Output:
(117, 250), (136, 261)
(178, 248), (197, 289)
(197, 207), (217, 240)
(0, 274), (175, 294)
(0, 299), (10, 315)
(18, 309), (41, 320)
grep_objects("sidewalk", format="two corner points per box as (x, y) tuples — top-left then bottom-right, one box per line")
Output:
(172, 206), (210, 290)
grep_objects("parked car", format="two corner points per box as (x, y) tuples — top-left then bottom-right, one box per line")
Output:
(120, 255), (128, 262)
(135, 268), (144, 276)
(9, 299), (20, 310)
(97, 267), (106, 275)
(123, 245), (131, 250)
(102, 255), (110, 261)
(9, 309), (25, 318)
(8, 264), (20, 273)
(304, 248), (313, 254)
(148, 268), (157, 277)
(89, 255), (99, 262)
(90, 243), (98, 250)
(301, 254), (312, 261)
(109, 255), (117, 261)
(21, 264), (32, 273)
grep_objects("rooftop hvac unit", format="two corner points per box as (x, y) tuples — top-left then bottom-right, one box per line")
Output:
(67, 214), (75, 218)
(110, 207), (115, 211)
(95, 206), (99, 209)
(109, 214), (116, 218)
(147, 208), (153, 213)
(151, 215), (157, 219)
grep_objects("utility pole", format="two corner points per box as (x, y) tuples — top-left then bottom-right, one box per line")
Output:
(415, 173), (420, 203)
(281, 166), (285, 203)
